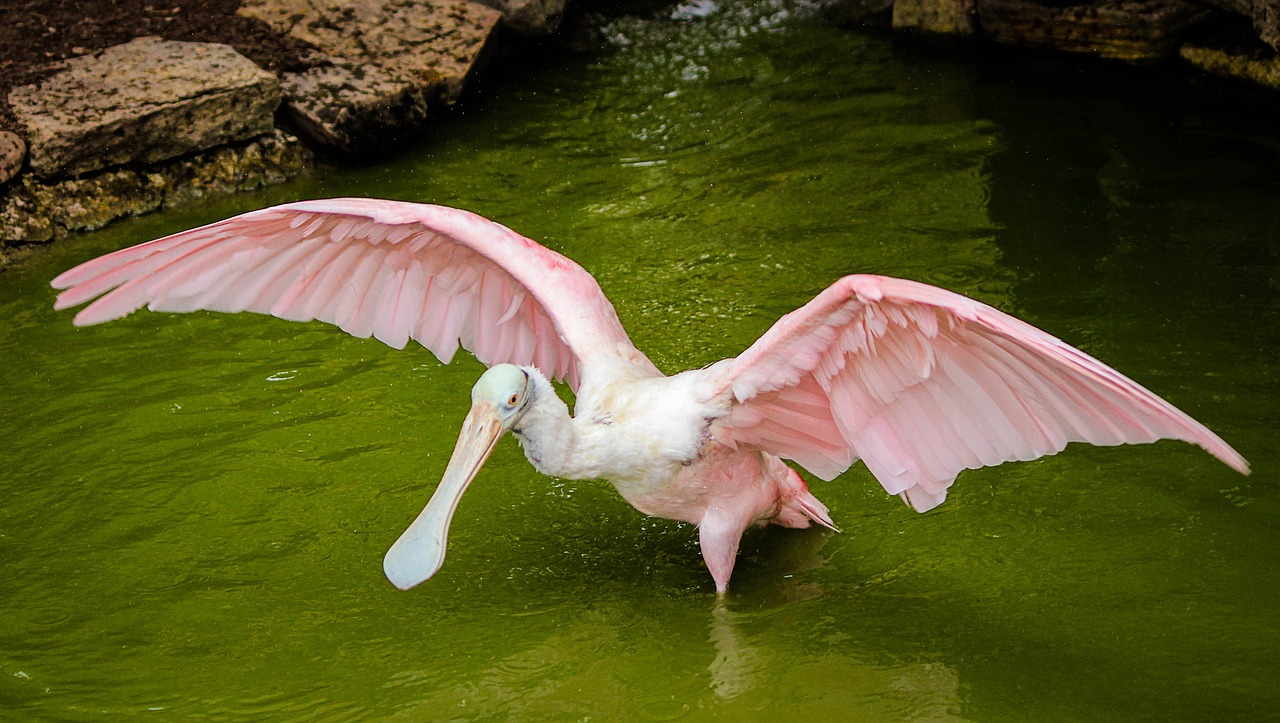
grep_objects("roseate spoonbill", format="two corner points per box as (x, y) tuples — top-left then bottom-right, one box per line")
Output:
(51, 198), (1250, 594)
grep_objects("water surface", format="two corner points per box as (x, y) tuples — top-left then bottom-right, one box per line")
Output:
(2, 3), (1277, 719)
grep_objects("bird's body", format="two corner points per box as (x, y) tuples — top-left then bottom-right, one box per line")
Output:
(506, 363), (834, 590)
(51, 198), (1250, 594)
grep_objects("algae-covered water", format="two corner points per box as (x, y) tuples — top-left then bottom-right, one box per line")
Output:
(3, 3), (1278, 719)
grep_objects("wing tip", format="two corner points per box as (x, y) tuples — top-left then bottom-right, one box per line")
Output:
(1211, 444), (1251, 476)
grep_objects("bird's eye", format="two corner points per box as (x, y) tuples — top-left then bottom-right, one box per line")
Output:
(508, 393), (520, 406)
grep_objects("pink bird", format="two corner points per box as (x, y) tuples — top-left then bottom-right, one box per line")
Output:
(51, 198), (1250, 594)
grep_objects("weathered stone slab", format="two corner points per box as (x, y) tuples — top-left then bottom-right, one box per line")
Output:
(239, 0), (502, 104)
(281, 59), (432, 154)
(8, 37), (281, 179)
(1200, 0), (1280, 51)
(475, 0), (567, 35)
(0, 130), (310, 244)
(1181, 45), (1280, 90)
(977, 0), (1210, 61)
(0, 131), (24, 186)
(822, 0), (896, 26)
(894, 0), (977, 36)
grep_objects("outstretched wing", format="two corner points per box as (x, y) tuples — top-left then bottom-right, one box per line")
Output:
(52, 198), (658, 389)
(705, 275), (1249, 512)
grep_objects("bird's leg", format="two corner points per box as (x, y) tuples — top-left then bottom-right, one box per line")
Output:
(699, 510), (748, 595)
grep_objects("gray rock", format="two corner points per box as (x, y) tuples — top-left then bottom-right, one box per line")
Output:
(976, 0), (1209, 62)
(7, 37), (281, 180)
(1201, 0), (1280, 52)
(822, 0), (895, 26)
(0, 131), (25, 186)
(475, 0), (567, 35)
(240, 0), (502, 104)
(160, 129), (313, 208)
(894, 0), (976, 35)
(0, 130), (310, 245)
(1181, 45), (1280, 90)
(281, 58), (432, 153)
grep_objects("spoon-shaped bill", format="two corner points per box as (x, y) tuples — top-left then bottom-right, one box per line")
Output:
(383, 401), (505, 590)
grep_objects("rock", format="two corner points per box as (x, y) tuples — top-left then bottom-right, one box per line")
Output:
(822, 0), (896, 26)
(239, 0), (502, 104)
(475, 0), (567, 35)
(1181, 45), (1280, 90)
(281, 58), (432, 154)
(1200, 0), (1280, 51)
(160, 129), (313, 207)
(976, 0), (1210, 62)
(7, 37), (281, 179)
(24, 171), (169, 241)
(0, 131), (24, 186)
(0, 130), (310, 244)
(894, 0), (977, 36)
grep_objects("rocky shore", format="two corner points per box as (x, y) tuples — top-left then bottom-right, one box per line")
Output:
(1, 0), (1276, 263)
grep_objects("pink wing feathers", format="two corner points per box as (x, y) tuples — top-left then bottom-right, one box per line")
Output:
(51, 198), (658, 389)
(706, 275), (1249, 512)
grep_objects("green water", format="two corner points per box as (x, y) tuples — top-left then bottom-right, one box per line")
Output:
(3, 3), (1278, 719)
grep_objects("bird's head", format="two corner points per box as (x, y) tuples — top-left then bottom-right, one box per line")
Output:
(382, 364), (533, 590)
(470, 363), (534, 428)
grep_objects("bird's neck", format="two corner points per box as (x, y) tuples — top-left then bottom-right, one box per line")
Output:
(511, 369), (579, 479)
